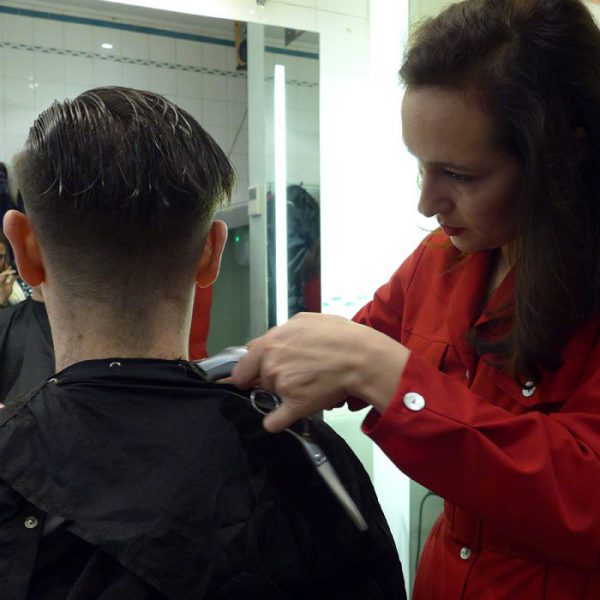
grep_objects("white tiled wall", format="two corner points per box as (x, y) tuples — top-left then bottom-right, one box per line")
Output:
(0, 2), (319, 206)
(0, 4), (249, 203)
(0, 2), (319, 203)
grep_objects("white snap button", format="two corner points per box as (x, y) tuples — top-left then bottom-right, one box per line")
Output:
(109, 362), (121, 368)
(48, 378), (58, 385)
(460, 547), (472, 560)
(403, 392), (425, 411)
(522, 381), (536, 398)
(24, 516), (39, 529)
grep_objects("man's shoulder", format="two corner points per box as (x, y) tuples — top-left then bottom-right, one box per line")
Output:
(0, 370), (371, 496)
(0, 372), (405, 599)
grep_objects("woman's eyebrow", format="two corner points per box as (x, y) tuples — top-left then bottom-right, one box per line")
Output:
(430, 160), (476, 171)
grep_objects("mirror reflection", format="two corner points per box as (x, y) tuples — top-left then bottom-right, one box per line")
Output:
(0, 0), (320, 391)
(262, 25), (320, 327)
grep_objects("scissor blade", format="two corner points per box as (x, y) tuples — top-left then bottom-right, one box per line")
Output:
(315, 461), (368, 531)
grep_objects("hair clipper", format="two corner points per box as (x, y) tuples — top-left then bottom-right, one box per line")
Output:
(193, 346), (248, 381)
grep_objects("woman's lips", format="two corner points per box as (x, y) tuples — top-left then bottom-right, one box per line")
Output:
(441, 225), (465, 237)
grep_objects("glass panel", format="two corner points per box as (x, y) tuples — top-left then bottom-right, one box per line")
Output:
(264, 26), (320, 327)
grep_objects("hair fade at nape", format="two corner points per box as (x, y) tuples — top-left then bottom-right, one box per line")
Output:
(401, 0), (600, 383)
(14, 87), (236, 308)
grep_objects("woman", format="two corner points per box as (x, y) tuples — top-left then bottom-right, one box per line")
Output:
(0, 232), (21, 307)
(233, 0), (600, 597)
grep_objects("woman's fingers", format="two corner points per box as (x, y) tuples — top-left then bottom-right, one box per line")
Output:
(262, 400), (300, 433)
(231, 314), (363, 431)
(232, 338), (264, 388)
(231, 314), (411, 429)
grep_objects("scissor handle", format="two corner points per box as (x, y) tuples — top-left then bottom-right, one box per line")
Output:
(285, 414), (368, 532)
(199, 358), (368, 531)
(249, 388), (281, 413)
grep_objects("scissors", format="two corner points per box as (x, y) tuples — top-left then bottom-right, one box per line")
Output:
(195, 347), (368, 532)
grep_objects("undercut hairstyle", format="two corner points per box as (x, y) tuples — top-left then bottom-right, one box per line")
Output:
(14, 87), (235, 323)
(401, 0), (600, 384)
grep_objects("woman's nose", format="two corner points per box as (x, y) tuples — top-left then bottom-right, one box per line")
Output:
(417, 175), (453, 218)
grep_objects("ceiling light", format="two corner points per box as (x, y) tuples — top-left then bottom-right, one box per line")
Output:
(101, 42), (113, 49)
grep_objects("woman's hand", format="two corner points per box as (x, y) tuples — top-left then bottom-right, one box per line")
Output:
(232, 312), (410, 432)
(0, 268), (15, 306)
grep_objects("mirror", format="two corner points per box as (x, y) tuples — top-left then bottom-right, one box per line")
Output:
(0, 0), (320, 365)
(262, 25), (320, 327)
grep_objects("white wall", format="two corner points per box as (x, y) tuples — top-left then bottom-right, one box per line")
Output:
(585, 1), (600, 22)
(409, 0), (451, 23)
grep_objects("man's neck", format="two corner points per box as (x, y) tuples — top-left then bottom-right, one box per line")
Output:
(54, 341), (190, 372)
(46, 295), (194, 372)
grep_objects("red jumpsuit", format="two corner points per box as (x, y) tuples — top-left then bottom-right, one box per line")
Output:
(354, 232), (600, 599)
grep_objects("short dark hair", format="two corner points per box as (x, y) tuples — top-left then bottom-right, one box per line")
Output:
(14, 87), (235, 321)
(401, 0), (600, 383)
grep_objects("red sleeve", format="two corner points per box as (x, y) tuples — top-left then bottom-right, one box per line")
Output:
(346, 238), (429, 411)
(362, 347), (600, 566)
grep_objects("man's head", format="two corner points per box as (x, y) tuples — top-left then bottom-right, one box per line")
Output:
(5, 87), (233, 336)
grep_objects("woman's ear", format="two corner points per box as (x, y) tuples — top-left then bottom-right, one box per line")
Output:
(195, 220), (228, 288)
(2, 210), (45, 286)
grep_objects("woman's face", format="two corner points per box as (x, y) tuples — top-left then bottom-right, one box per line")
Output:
(402, 85), (522, 256)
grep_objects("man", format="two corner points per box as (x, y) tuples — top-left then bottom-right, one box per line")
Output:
(0, 87), (405, 599)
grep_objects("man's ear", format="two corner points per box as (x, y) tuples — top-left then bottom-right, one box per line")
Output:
(195, 220), (228, 288)
(3, 209), (45, 286)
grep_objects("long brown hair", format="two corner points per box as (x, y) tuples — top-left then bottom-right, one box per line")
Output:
(401, 0), (600, 383)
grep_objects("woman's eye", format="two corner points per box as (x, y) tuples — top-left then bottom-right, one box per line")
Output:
(444, 170), (475, 183)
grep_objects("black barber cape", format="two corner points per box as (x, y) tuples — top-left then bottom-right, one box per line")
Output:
(0, 299), (54, 405)
(0, 359), (406, 599)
